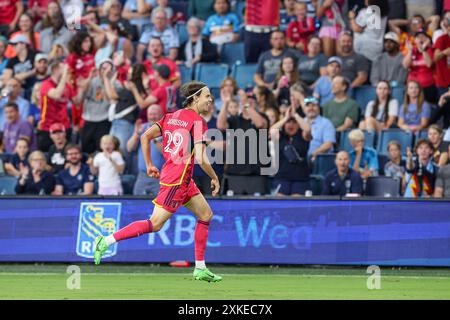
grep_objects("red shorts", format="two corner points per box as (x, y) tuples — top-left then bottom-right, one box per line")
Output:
(152, 180), (201, 213)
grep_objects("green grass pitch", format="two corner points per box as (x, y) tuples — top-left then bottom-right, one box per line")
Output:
(0, 264), (449, 300)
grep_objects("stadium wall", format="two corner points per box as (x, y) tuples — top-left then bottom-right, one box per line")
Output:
(0, 197), (449, 267)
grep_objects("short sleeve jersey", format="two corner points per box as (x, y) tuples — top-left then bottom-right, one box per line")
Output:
(155, 108), (208, 186)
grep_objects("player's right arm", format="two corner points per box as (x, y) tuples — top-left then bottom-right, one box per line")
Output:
(194, 142), (220, 196)
(141, 123), (162, 178)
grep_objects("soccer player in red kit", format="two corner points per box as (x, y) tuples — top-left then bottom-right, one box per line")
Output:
(94, 81), (222, 282)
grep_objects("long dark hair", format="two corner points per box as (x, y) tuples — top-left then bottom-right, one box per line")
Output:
(180, 81), (207, 108)
(68, 31), (94, 55)
(20, 13), (37, 51)
(130, 64), (147, 95)
(371, 80), (392, 123)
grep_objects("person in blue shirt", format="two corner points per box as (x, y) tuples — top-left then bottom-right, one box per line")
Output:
(322, 151), (364, 196)
(54, 144), (95, 195)
(313, 56), (342, 107)
(348, 129), (379, 179)
(0, 78), (30, 129)
(202, 0), (240, 47)
(127, 104), (165, 196)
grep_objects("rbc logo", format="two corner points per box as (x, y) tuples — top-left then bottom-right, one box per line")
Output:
(76, 202), (122, 259)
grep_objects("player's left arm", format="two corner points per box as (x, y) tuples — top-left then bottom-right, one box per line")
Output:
(194, 142), (220, 196)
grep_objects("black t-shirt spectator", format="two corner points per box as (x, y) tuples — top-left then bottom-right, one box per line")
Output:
(6, 50), (36, 92)
(15, 170), (56, 195)
(114, 85), (139, 124)
(225, 113), (270, 175)
(9, 153), (29, 170)
(56, 164), (94, 195)
(48, 143), (68, 173)
(322, 168), (364, 196)
(339, 52), (370, 83)
(275, 130), (310, 181)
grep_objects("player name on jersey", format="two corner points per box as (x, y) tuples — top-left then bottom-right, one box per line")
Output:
(167, 118), (189, 128)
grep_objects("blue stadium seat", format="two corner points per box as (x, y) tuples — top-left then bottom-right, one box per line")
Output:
(0, 176), (17, 195)
(178, 64), (193, 84)
(310, 174), (324, 195)
(312, 153), (336, 177)
(194, 63), (229, 88)
(220, 42), (246, 66)
(391, 86), (405, 105)
(121, 174), (137, 195)
(351, 85), (376, 114)
(415, 130), (428, 142)
(176, 23), (189, 45)
(339, 130), (376, 152)
(376, 129), (414, 156)
(231, 63), (257, 89)
(365, 176), (401, 197)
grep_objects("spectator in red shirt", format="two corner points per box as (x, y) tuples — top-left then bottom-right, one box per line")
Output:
(66, 32), (96, 83)
(0, 0), (24, 36)
(286, 2), (315, 53)
(143, 37), (181, 90)
(28, 0), (52, 23)
(37, 61), (73, 152)
(403, 29), (438, 104)
(433, 15), (450, 97)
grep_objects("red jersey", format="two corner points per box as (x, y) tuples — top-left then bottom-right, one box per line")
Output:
(39, 78), (73, 131)
(143, 57), (180, 90)
(0, 0), (18, 24)
(155, 109), (208, 187)
(245, 0), (279, 27)
(286, 18), (316, 52)
(408, 47), (435, 88)
(65, 53), (96, 80)
(433, 34), (450, 88)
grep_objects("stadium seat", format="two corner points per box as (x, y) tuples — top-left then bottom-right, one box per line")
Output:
(376, 129), (414, 156)
(310, 174), (323, 195)
(176, 23), (189, 45)
(0, 176), (17, 195)
(312, 153), (336, 177)
(415, 130), (428, 142)
(339, 130), (376, 152)
(194, 63), (229, 88)
(231, 63), (257, 89)
(222, 174), (267, 195)
(364, 176), (401, 197)
(121, 174), (137, 195)
(351, 85), (376, 114)
(377, 154), (389, 175)
(391, 86), (405, 105)
(178, 64), (193, 84)
(220, 42), (246, 66)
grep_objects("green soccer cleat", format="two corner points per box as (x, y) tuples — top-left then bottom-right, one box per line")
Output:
(94, 236), (109, 265)
(193, 268), (222, 283)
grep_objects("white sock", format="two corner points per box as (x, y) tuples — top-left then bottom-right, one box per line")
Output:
(104, 235), (116, 246)
(195, 260), (206, 269)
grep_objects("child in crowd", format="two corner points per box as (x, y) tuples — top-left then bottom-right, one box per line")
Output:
(384, 141), (406, 180)
(286, 2), (316, 53)
(90, 135), (125, 195)
(4, 138), (30, 177)
(226, 99), (240, 117)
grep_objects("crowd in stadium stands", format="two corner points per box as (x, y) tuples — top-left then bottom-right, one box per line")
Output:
(0, 0), (449, 198)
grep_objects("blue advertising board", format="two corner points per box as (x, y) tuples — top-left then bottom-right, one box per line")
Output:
(0, 198), (449, 266)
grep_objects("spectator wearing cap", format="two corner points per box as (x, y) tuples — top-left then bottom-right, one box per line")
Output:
(2, 34), (36, 93)
(403, 29), (438, 104)
(0, 0), (24, 36)
(128, 63), (176, 119)
(15, 150), (55, 195)
(122, 0), (155, 34)
(202, 0), (240, 47)
(433, 14), (450, 97)
(2, 102), (36, 153)
(137, 8), (179, 62)
(336, 31), (370, 88)
(244, 0), (281, 63)
(39, 5), (72, 54)
(321, 151), (363, 196)
(27, 53), (49, 92)
(142, 37), (181, 90)
(4, 13), (40, 59)
(348, 128), (379, 179)
(37, 61), (73, 152)
(323, 75), (359, 133)
(72, 59), (112, 155)
(302, 96), (336, 161)
(313, 56), (342, 106)
(297, 36), (328, 86)
(47, 123), (68, 173)
(349, 0), (389, 62)
(370, 31), (408, 86)
(0, 36), (9, 78)
(360, 80), (399, 132)
(177, 17), (219, 68)
(254, 30), (300, 90)
(0, 78), (30, 129)
(269, 103), (312, 196)
(53, 144), (95, 195)
(127, 104), (164, 196)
